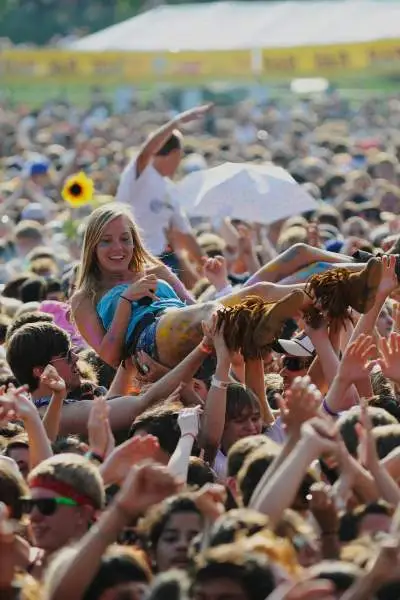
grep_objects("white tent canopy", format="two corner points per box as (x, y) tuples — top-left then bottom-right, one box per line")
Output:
(71, 1), (400, 52)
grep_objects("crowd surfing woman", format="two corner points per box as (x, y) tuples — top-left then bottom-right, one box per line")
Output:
(72, 204), (383, 372)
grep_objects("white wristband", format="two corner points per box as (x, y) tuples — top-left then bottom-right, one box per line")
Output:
(211, 376), (230, 390)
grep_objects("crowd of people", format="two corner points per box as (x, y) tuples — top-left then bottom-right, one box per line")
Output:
(1, 90), (400, 599)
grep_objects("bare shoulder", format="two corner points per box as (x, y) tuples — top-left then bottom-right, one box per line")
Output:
(70, 289), (92, 316)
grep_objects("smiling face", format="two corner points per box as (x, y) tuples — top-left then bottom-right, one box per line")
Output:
(95, 215), (134, 274)
(29, 487), (89, 553)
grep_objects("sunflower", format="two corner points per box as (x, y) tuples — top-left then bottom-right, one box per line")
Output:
(62, 172), (94, 208)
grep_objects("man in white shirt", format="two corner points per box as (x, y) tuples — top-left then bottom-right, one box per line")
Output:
(116, 104), (211, 270)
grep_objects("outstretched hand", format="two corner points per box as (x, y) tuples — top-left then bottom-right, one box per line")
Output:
(370, 332), (400, 384)
(178, 103), (213, 124)
(339, 334), (376, 382)
(378, 255), (398, 299)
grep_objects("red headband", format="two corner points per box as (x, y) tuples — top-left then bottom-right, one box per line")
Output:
(29, 476), (97, 509)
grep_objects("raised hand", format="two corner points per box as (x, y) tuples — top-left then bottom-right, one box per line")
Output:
(116, 461), (182, 517)
(306, 222), (322, 249)
(88, 396), (115, 459)
(178, 103), (213, 125)
(378, 254), (398, 299)
(202, 313), (230, 362)
(40, 364), (67, 396)
(300, 417), (337, 456)
(237, 225), (255, 257)
(192, 483), (226, 522)
(124, 274), (158, 303)
(279, 376), (321, 438)
(202, 256), (229, 291)
(0, 384), (36, 422)
(371, 332), (400, 384)
(338, 334), (376, 383)
(101, 434), (161, 486)
(308, 482), (338, 535)
(178, 406), (202, 439)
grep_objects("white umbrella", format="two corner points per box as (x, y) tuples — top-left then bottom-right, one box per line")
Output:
(174, 162), (318, 224)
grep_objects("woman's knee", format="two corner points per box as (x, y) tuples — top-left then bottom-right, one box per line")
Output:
(292, 243), (314, 260)
(247, 282), (274, 299)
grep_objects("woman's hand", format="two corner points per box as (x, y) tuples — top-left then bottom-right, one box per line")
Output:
(123, 274), (158, 302)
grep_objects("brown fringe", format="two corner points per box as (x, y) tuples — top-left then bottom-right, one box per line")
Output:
(305, 267), (352, 324)
(216, 296), (275, 360)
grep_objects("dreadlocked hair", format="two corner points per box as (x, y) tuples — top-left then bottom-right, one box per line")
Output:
(305, 268), (352, 324)
(216, 296), (275, 360)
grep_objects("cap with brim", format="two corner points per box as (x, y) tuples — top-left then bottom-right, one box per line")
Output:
(21, 203), (47, 222)
(277, 334), (315, 357)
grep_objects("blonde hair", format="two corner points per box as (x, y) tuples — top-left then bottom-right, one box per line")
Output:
(76, 204), (159, 302)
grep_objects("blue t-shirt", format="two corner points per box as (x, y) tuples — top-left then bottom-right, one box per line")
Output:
(96, 279), (185, 343)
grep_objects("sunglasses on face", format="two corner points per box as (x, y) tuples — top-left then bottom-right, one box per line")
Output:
(50, 348), (74, 365)
(21, 496), (77, 516)
(282, 356), (313, 372)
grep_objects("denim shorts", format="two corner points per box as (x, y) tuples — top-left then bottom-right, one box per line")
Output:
(135, 320), (159, 361)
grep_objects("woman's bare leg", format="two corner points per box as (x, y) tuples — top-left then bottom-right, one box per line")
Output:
(245, 243), (354, 285)
(277, 261), (364, 285)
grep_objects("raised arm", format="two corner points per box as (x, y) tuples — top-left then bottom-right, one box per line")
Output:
(123, 104), (213, 180)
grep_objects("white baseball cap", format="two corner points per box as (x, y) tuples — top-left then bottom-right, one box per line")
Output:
(277, 333), (315, 357)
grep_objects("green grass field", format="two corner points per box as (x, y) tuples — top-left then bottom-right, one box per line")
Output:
(2, 73), (399, 108)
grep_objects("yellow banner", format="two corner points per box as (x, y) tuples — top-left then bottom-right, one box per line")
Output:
(0, 39), (399, 85)
(261, 39), (400, 76)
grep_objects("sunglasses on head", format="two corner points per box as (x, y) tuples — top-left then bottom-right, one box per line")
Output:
(21, 496), (77, 516)
(282, 355), (313, 372)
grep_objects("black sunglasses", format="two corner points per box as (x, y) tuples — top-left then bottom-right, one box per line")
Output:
(282, 356), (314, 372)
(50, 348), (74, 365)
(21, 496), (77, 516)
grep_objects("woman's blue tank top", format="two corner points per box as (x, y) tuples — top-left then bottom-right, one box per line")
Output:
(96, 279), (185, 343)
